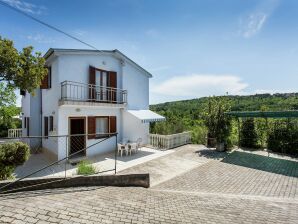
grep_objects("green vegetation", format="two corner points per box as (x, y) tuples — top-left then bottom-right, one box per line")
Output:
(203, 96), (232, 150)
(0, 36), (46, 136)
(0, 36), (47, 93)
(0, 82), (21, 137)
(240, 118), (258, 148)
(0, 142), (30, 180)
(150, 93), (298, 155)
(77, 160), (96, 175)
(267, 120), (298, 155)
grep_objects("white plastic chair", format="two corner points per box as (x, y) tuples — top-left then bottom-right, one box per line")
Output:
(117, 143), (126, 157)
(136, 138), (142, 152)
(129, 143), (137, 155)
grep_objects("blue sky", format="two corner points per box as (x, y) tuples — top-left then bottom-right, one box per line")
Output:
(1, 0), (298, 105)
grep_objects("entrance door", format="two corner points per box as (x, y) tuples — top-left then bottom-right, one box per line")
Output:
(69, 118), (86, 158)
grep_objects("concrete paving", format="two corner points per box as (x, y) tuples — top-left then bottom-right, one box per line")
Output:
(13, 147), (174, 179)
(120, 144), (223, 186)
(1, 145), (298, 223)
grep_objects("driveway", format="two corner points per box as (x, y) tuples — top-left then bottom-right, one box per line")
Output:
(1, 145), (297, 224)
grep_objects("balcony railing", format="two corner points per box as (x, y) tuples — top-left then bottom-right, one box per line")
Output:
(61, 81), (127, 104)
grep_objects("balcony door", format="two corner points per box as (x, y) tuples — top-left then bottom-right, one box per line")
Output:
(95, 70), (108, 102)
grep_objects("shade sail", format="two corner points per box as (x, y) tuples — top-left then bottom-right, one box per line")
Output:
(127, 110), (166, 123)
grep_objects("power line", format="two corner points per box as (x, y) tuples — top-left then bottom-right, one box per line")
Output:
(0, 0), (102, 51)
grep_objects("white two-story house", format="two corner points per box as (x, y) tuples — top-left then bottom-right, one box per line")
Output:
(21, 48), (165, 160)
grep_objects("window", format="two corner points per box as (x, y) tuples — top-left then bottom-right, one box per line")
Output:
(88, 116), (116, 139)
(40, 66), (51, 89)
(96, 117), (109, 136)
(44, 117), (48, 138)
(26, 117), (30, 136)
(49, 116), (54, 132)
(24, 117), (27, 128)
(47, 67), (52, 88)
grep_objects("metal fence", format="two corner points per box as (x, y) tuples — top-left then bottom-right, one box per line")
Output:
(0, 133), (118, 193)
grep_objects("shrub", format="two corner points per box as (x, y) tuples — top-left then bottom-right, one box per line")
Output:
(77, 160), (96, 175)
(267, 120), (298, 155)
(240, 118), (258, 148)
(0, 142), (30, 180)
(191, 126), (208, 144)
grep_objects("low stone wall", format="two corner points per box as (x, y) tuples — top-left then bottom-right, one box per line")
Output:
(0, 173), (150, 194)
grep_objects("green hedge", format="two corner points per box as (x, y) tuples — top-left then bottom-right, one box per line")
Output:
(0, 142), (30, 180)
(267, 121), (298, 155)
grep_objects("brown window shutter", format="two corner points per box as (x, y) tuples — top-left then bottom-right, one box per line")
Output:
(109, 116), (117, 134)
(89, 66), (96, 100)
(88, 116), (96, 139)
(40, 73), (49, 89)
(108, 71), (117, 102)
(44, 117), (48, 138)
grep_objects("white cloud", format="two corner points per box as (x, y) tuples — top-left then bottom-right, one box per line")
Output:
(152, 74), (249, 98)
(2, 0), (46, 15)
(238, 0), (279, 38)
(27, 34), (55, 44)
(241, 13), (267, 38)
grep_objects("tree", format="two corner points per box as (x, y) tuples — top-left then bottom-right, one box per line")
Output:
(0, 36), (47, 93)
(0, 82), (20, 137)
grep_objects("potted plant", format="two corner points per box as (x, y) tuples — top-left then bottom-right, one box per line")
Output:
(204, 96), (231, 151)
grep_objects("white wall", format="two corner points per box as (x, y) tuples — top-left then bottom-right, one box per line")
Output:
(57, 54), (123, 88)
(122, 110), (149, 145)
(41, 57), (59, 156)
(57, 106), (122, 160)
(122, 62), (149, 110)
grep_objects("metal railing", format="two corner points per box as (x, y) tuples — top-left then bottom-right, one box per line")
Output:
(149, 131), (192, 150)
(0, 133), (118, 193)
(61, 80), (127, 104)
(8, 129), (22, 138)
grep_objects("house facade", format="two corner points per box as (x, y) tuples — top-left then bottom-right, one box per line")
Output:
(21, 48), (165, 160)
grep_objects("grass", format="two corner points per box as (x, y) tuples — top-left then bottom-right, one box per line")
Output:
(77, 160), (96, 175)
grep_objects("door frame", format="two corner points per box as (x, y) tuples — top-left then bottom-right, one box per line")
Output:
(68, 117), (86, 156)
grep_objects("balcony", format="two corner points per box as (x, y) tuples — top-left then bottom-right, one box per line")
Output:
(60, 81), (127, 107)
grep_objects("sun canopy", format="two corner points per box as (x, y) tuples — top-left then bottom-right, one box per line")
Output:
(127, 110), (166, 123)
(226, 110), (298, 118)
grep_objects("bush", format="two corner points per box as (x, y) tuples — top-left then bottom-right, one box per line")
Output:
(240, 118), (258, 148)
(0, 142), (30, 180)
(191, 126), (208, 144)
(267, 121), (298, 155)
(77, 160), (96, 175)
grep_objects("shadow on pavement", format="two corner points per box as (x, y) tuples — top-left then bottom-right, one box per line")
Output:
(195, 148), (228, 160)
(221, 151), (298, 178)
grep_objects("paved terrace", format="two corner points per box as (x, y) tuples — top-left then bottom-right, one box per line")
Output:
(0, 145), (298, 224)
